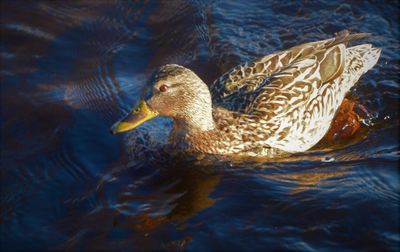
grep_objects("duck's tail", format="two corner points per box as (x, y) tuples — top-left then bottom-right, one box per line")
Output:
(330, 30), (371, 47)
(344, 44), (381, 82)
(327, 30), (381, 75)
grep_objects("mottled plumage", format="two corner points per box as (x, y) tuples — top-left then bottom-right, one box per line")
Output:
(112, 30), (381, 158)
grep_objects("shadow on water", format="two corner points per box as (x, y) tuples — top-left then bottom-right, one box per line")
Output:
(1, 0), (399, 251)
(50, 156), (218, 250)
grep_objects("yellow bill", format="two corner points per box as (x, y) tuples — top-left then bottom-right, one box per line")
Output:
(111, 100), (158, 134)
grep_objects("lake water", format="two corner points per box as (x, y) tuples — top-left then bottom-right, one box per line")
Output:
(1, 1), (399, 251)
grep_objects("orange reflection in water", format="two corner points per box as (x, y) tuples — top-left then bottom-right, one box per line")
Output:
(110, 164), (221, 250)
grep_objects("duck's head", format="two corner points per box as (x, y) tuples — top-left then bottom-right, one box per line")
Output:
(111, 64), (215, 134)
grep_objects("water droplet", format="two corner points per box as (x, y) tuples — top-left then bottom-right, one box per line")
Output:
(361, 118), (374, 126)
(321, 156), (335, 162)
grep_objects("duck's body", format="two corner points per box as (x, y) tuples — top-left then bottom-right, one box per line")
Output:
(112, 31), (381, 158)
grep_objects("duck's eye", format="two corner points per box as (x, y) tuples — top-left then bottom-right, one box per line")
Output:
(159, 85), (168, 93)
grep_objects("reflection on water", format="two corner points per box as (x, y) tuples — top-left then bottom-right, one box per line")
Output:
(1, 0), (399, 251)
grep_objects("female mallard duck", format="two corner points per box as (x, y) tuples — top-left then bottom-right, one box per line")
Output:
(111, 30), (380, 157)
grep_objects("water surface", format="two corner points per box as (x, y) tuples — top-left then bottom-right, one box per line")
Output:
(1, 1), (399, 251)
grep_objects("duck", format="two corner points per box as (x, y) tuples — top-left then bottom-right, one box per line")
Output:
(111, 30), (381, 157)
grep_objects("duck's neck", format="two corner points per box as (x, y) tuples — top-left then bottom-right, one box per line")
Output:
(175, 96), (215, 133)
(176, 111), (215, 134)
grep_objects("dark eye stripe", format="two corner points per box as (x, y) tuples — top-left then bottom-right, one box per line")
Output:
(168, 83), (181, 88)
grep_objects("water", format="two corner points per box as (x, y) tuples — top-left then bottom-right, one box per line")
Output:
(1, 0), (399, 251)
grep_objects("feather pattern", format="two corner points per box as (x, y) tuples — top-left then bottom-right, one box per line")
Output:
(195, 30), (381, 156)
(142, 31), (380, 157)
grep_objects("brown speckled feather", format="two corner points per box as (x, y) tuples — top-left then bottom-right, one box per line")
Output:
(211, 30), (369, 111)
(120, 31), (381, 158)
(204, 30), (381, 155)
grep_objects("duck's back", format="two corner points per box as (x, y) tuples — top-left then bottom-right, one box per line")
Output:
(211, 31), (381, 153)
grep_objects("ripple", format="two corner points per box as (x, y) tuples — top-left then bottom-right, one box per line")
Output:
(1, 0), (399, 251)
(348, 163), (399, 203)
(4, 23), (55, 40)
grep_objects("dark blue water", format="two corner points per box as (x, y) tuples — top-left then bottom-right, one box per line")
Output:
(1, 1), (399, 251)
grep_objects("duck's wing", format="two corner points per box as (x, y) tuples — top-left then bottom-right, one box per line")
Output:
(244, 34), (377, 153)
(246, 43), (345, 117)
(210, 30), (368, 112)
